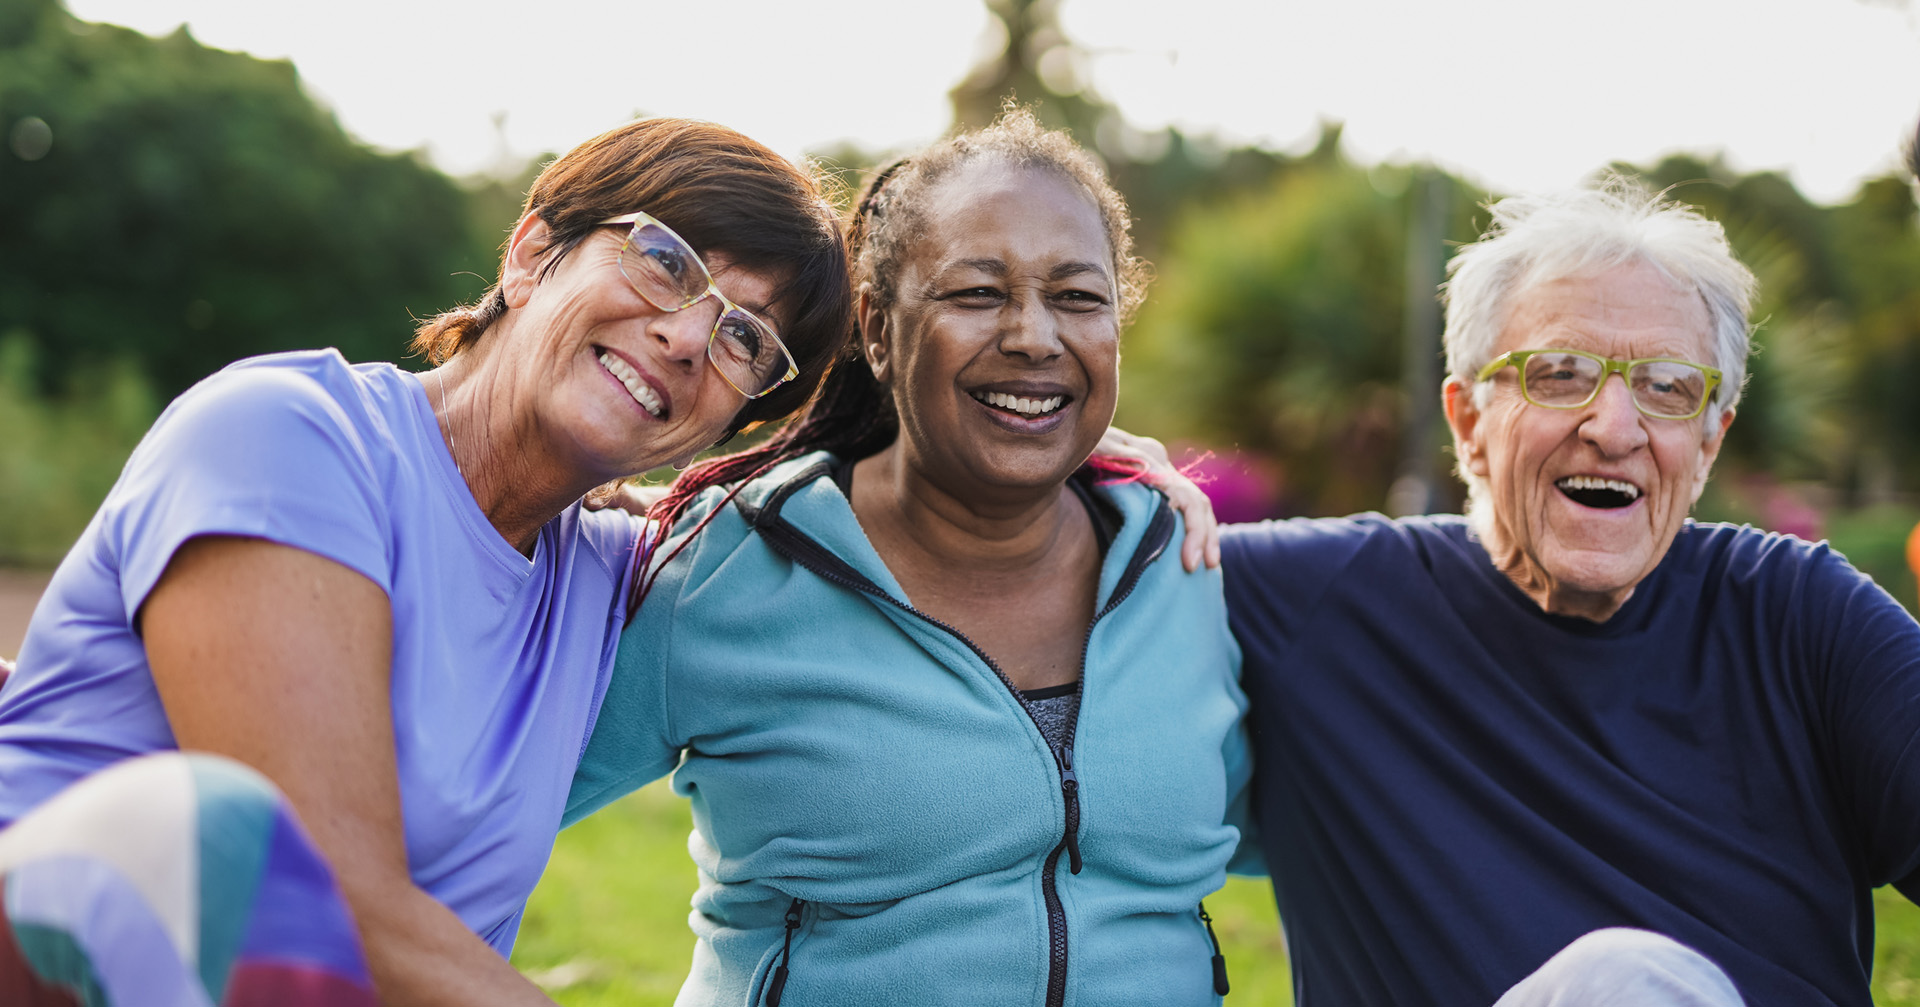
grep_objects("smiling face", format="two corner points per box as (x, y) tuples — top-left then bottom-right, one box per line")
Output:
(499, 218), (784, 480)
(864, 162), (1120, 502)
(1443, 261), (1735, 620)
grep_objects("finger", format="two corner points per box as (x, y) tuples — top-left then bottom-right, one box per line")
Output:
(1136, 434), (1169, 464)
(1174, 492), (1215, 574)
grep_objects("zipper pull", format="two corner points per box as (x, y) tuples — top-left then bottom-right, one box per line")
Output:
(1198, 901), (1229, 996)
(1061, 745), (1083, 875)
(766, 897), (805, 1006)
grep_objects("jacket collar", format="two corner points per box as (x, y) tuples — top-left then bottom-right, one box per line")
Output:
(733, 451), (1174, 612)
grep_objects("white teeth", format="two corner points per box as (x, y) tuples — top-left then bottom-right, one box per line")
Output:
(972, 391), (1065, 417)
(1556, 475), (1641, 500)
(598, 352), (664, 419)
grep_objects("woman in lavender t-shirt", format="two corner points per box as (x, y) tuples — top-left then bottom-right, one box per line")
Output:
(0, 118), (851, 1007)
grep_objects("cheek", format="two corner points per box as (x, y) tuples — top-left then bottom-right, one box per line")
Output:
(1074, 330), (1121, 382)
(1660, 443), (1712, 506)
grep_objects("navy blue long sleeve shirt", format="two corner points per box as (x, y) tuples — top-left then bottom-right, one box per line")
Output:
(1224, 516), (1920, 1007)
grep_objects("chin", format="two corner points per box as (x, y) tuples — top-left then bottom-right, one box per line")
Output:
(979, 457), (1083, 491)
(977, 437), (1097, 486)
(1539, 548), (1652, 599)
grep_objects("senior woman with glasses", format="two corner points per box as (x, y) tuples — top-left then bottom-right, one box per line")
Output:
(0, 119), (851, 1006)
(567, 110), (1255, 1007)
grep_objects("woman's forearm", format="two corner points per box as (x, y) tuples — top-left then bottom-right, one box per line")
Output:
(143, 536), (554, 1006)
(349, 882), (556, 1007)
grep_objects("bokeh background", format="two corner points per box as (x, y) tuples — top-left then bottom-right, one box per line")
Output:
(2, 0), (1918, 1001)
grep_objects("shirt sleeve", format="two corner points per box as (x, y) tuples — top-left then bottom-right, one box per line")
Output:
(101, 362), (394, 621)
(1220, 515), (1382, 654)
(1799, 543), (1920, 887)
(563, 495), (728, 826)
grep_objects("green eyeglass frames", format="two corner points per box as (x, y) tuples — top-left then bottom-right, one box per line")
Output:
(1475, 347), (1722, 421)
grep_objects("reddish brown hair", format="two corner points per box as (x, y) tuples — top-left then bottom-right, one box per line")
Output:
(411, 118), (853, 437)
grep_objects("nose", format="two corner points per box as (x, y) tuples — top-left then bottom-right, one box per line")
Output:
(1578, 373), (1649, 456)
(648, 294), (719, 373)
(997, 290), (1064, 362)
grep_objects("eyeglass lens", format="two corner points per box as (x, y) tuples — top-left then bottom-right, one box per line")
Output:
(617, 221), (791, 396)
(1520, 352), (1709, 418)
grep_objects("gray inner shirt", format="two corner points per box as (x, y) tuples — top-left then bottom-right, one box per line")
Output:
(1022, 686), (1081, 751)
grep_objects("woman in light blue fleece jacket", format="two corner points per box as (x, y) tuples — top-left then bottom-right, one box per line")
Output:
(567, 110), (1256, 1007)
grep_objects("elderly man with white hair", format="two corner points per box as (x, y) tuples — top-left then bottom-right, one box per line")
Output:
(1214, 179), (1920, 1007)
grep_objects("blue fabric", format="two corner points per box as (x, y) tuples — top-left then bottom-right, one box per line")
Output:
(568, 453), (1257, 1007)
(0, 350), (639, 955)
(1222, 514), (1920, 1007)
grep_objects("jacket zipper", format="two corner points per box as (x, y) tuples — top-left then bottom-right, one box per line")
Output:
(1198, 900), (1230, 995)
(763, 897), (806, 1006)
(752, 485), (1174, 1007)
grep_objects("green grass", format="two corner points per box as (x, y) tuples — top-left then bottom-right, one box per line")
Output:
(510, 783), (705, 1005)
(1878, 890), (1920, 1005)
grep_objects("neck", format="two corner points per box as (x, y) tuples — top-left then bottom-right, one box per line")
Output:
(430, 343), (610, 556)
(850, 443), (1079, 574)
(1471, 509), (1632, 622)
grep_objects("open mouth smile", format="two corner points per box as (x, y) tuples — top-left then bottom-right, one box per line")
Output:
(1555, 475), (1642, 509)
(970, 390), (1068, 419)
(598, 349), (666, 420)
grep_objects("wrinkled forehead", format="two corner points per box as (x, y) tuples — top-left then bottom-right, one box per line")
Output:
(1498, 261), (1714, 360)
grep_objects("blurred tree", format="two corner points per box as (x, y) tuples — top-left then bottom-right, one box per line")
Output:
(1116, 142), (1483, 517)
(943, 0), (1293, 258)
(949, 0), (1107, 139)
(0, 2), (490, 397)
(1826, 175), (1920, 503)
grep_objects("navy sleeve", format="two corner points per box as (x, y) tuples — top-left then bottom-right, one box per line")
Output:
(1220, 515), (1388, 651)
(1794, 543), (1920, 888)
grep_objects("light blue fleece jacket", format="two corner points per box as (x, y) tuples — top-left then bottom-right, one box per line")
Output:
(566, 453), (1256, 1007)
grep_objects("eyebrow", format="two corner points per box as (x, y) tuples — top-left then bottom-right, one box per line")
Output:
(709, 265), (777, 319)
(950, 258), (1112, 282)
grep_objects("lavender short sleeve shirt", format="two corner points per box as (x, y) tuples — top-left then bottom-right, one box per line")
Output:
(0, 349), (640, 953)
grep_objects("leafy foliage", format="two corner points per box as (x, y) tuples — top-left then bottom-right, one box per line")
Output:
(0, 5), (494, 398)
(0, 334), (156, 564)
(1116, 151), (1482, 516)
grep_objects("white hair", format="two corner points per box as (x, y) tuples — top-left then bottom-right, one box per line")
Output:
(1440, 177), (1757, 524)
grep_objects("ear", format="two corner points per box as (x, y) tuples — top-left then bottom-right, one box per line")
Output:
(1690, 406), (1736, 503)
(500, 213), (552, 309)
(1442, 377), (1489, 480)
(858, 284), (893, 384)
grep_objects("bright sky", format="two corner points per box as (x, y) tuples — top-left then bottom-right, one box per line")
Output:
(65, 0), (1920, 204)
